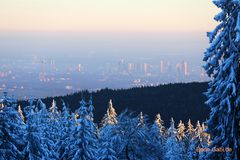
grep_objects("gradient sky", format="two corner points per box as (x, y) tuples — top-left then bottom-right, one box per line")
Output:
(0, 0), (219, 32)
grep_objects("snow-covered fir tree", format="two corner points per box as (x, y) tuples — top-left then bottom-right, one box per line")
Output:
(18, 105), (25, 122)
(177, 120), (188, 160)
(149, 113), (166, 159)
(0, 93), (25, 160)
(187, 121), (209, 160)
(111, 110), (155, 160)
(0, 92), (16, 107)
(195, 121), (203, 142)
(186, 119), (195, 140)
(165, 118), (185, 160)
(67, 98), (98, 160)
(98, 99), (118, 160)
(23, 98), (35, 117)
(48, 99), (61, 148)
(138, 112), (145, 127)
(36, 99), (58, 159)
(88, 95), (95, 121)
(155, 113), (166, 136)
(49, 99), (59, 116)
(185, 119), (196, 159)
(201, 123), (211, 147)
(23, 103), (48, 160)
(98, 124), (118, 160)
(203, 0), (240, 159)
(167, 118), (177, 137)
(177, 120), (186, 141)
(198, 123), (211, 160)
(56, 100), (74, 160)
(101, 99), (118, 127)
(97, 140), (117, 160)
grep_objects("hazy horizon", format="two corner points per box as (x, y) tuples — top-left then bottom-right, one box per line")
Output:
(0, 0), (218, 98)
(0, 0), (219, 59)
(0, 31), (208, 59)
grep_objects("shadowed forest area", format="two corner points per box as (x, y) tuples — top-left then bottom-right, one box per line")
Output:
(19, 82), (209, 126)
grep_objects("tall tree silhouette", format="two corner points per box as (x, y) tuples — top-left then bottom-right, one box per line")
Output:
(203, 0), (240, 159)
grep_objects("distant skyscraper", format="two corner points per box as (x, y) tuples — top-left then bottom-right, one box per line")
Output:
(128, 63), (134, 73)
(143, 63), (150, 75)
(118, 59), (126, 73)
(77, 64), (82, 72)
(160, 60), (164, 73)
(183, 61), (188, 76)
(50, 59), (55, 65)
(166, 61), (172, 73)
(176, 61), (188, 76)
(176, 63), (182, 73)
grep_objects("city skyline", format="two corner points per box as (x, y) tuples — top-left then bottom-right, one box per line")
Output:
(0, 55), (208, 98)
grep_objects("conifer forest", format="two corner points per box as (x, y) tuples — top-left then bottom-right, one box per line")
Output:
(0, 95), (212, 160)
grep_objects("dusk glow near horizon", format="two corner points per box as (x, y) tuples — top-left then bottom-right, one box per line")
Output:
(0, 0), (219, 33)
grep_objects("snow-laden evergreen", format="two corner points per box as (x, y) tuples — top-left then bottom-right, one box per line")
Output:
(191, 121), (203, 160)
(18, 105), (25, 123)
(185, 119), (196, 160)
(177, 120), (188, 160)
(97, 140), (117, 160)
(186, 119), (195, 140)
(203, 0), (240, 159)
(149, 114), (166, 159)
(98, 124), (117, 160)
(177, 120), (186, 141)
(98, 99), (118, 160)
(198, 123), (211, 160)
(36, 99), (58, 159)
(187, 121), (210, 160)
(67, 98), (98, 160)
(23, 102), (48, 160)
(165, 118), (185, 160)
(49, 99), (58, 115)
(56, 100), (74, 160)
(0, 94), (214, 160)
(155, 113), (166, 136)
(101, 99), (118, 127)
(110, 110), (156, 160)
(48, 99), (61, 158)
(0, 93), (25, 160)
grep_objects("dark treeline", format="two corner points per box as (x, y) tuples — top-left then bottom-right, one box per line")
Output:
(19, 82), (209, 126)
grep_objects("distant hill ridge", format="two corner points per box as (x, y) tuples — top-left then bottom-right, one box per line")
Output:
(19, 82), (210, 126)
